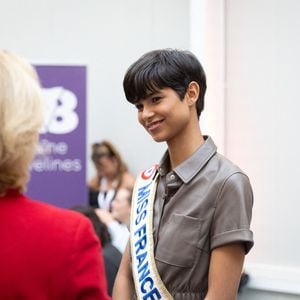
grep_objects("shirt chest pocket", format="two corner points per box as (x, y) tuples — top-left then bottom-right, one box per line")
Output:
(155, 213), (201, 268)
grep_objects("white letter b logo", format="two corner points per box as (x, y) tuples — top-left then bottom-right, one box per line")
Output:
(40, 87), (79, 134)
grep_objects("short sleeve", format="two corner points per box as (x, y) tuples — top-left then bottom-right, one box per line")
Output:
(211, 172), (254, 253)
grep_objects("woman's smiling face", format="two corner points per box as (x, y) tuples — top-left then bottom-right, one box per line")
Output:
(135, 87), (191, 143)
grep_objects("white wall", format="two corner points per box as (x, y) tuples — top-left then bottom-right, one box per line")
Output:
(225, 0), (300, 296)
(190, 0), (226, 154)
(0, 0), (190, 178)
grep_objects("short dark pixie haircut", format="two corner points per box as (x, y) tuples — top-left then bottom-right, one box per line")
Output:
(123, 48), (207, 118)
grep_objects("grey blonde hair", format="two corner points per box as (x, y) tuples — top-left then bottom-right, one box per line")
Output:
(0, 50), (44, 194)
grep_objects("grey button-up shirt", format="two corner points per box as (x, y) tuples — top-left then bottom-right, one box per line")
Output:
(153, 136), (254, 299)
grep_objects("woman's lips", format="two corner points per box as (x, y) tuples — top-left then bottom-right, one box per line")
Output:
(146, 120), (164, 132)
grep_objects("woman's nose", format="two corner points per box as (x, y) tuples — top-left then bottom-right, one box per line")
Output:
(141, 104), (154, 120)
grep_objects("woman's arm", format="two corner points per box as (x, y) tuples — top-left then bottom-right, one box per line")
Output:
(204, 243), (245, 300)
(112, 242), (134, 299)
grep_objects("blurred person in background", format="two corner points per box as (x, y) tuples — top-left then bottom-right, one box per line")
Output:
(111, 187), (131, 227)
(95, 188), (132, 254)
(88, 140), (135, 211)
(71, 205), (122, 297)
(0, 50), (110, 300)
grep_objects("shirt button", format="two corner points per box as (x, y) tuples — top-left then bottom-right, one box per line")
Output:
(170, 174), (175, 180)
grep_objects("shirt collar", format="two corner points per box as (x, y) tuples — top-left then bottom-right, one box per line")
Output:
(158, 136), (217, 183)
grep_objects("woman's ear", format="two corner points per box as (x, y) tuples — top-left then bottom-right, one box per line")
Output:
(185, 81), (200, 106)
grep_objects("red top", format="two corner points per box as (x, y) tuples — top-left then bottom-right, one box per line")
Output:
(0, 190), (111, 300)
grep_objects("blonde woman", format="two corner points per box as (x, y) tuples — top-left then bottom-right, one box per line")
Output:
(0, 50), (110, 299)
(88, 140), (135, 210)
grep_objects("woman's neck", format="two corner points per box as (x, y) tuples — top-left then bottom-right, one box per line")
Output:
(167, 126), (205, 169)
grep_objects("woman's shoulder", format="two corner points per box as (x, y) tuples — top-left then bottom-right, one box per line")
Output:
(88, 175), (100, 190)
(25, 196), (90, 223)
(121, 172), (136, 188)
(7, 194), (96, 243)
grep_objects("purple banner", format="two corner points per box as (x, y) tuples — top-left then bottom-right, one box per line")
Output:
(26, 65), (87, 208)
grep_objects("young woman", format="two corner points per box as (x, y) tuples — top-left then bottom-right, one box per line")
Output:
(113, 49), (254, 300)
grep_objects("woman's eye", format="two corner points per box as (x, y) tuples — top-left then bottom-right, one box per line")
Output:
(152, 96), (161, 103)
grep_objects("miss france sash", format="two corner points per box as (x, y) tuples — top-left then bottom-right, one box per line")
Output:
(130, 164), (173, 300)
